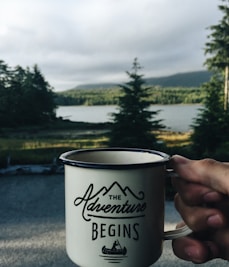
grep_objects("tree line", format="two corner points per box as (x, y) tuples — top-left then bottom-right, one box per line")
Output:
(0, 60), (56, 127)
(55, 86), (205, 106)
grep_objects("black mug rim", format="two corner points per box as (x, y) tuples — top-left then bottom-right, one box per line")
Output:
(59, 148), (170, 170)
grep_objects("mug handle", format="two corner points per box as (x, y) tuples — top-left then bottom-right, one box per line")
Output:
(164, 224), (192, 240)
(164, 169), (193, 240)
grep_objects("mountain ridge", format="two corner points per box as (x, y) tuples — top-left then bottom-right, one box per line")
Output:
(70, 70), (212, 91)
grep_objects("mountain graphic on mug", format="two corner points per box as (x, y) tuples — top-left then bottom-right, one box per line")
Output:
(99, 181), (145, 200)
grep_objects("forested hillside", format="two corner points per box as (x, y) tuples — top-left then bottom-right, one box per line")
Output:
(55, 70), (210, 106)
(55, 87), (205, 106)
(144, 70), (212, 87)
(69, 70), (211, 90)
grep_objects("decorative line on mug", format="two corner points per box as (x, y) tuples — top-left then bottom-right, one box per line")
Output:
(87, 214), (145, 219)
(100, 256), (127, 264)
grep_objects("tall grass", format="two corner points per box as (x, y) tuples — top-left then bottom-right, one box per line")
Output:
(0, 136), (108, 167)
(156, 131), (192, 147)
(0, 131), (192, 167)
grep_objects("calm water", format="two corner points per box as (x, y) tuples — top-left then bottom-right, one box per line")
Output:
(56, 104), (202, 132)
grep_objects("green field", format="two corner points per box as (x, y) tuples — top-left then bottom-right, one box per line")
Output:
(0, 121), (191, 167)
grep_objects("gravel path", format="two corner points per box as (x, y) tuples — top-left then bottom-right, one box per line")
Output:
(0, 174), (227, 267)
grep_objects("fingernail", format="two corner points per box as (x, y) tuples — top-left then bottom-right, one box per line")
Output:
(172, 155), (189, 165)
(184, 246), (202, 263)
(207, 214), (223, 228)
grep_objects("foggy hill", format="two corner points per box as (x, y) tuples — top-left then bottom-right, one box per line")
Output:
(72, 70), (212, 90)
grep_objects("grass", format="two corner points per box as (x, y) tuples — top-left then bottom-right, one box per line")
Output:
(0, 137), (108, 150)
(0, 121), (112, 167)
(0, 122), (192, 167)
(0, 137), (109, 167)
(156, 131), (192, 147)
(0, 120), (194, 167)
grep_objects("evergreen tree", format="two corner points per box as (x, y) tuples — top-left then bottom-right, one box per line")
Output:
(191, 0), (229, 157)
(204, 0), (229, 110)
(191, 75), (229, 155)
(109, 58), (164, 148)
(22, 65), (56, 124)
(0, 60), (56, 127)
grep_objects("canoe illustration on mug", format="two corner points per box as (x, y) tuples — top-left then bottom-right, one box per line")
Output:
(102, 240), (127, 255)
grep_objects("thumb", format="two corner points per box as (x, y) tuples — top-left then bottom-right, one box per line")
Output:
(171, 155), (229, 196)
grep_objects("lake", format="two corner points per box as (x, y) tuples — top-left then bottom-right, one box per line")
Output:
(56, 104), (202, 132)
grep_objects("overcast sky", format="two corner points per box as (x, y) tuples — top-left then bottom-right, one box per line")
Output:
(0, 0), (222, 91)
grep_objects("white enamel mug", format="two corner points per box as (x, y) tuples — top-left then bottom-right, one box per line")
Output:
(60, 148), (191, 267)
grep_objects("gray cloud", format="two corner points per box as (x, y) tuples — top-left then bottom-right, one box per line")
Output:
(0, 0), (222, 91)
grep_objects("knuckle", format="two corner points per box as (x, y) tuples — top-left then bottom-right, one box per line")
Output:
(198, 158), (218, 169)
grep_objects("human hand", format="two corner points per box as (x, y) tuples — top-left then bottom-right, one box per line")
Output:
(171, 155), (229, 263)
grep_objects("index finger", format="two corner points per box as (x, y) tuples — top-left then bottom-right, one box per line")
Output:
(172, 177), (223, 205)
(171, 155), (229, 196)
